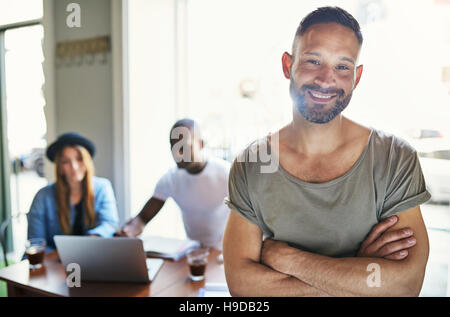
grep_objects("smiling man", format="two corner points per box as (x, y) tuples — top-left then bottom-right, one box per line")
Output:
(223, 7), (431, 297)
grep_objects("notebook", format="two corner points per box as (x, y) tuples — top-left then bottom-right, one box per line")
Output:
(141, 235), (201, 261)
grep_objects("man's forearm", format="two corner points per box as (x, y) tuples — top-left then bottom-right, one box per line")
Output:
(284, 250), (423, 296)
(226, 259), (331, 297)
(137, 197), (165, 224)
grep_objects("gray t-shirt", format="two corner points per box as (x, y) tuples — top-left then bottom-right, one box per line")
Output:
(225, 128), (431, 257)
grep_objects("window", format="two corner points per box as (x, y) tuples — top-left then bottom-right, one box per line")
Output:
(0, 0), (44, 260)
(0, 0), (42, 26)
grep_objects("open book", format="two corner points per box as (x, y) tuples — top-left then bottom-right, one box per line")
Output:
(141, 235), (201, 261)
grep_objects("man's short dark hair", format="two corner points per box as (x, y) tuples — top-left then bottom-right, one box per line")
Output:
(294, 6), (363, 48)
(169, 118), (200, 142)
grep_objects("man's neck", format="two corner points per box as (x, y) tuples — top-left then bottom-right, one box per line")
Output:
(185, 160), (208, 174)
(284, 111), (348, 156)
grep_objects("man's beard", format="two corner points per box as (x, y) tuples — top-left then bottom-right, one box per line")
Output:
(290, 80), (353, 124)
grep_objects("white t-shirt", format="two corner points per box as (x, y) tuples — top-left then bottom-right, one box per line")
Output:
(153, 156), (231, 249)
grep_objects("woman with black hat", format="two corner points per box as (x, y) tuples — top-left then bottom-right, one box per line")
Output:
(27, 132), (119, 251)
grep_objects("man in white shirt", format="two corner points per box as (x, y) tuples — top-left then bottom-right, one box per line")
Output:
(116, 119), (230, 250)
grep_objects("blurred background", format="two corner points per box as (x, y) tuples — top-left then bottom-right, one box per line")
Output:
(0, 0), (449, 296)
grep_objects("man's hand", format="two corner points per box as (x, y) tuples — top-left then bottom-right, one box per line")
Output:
(262, 215), (417, 274)
(115, 216), (145, 237)
(260, 207), (428, 296)
(357, 215), (416, 260)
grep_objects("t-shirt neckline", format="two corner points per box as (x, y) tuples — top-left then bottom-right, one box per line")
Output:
(180, 158), (210, 177)
(271, 127), (375, 188)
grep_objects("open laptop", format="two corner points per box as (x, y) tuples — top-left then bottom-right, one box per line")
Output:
(54, 235), (164, 283)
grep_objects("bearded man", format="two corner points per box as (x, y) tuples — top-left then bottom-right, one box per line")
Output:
(223, 6), (430, 297)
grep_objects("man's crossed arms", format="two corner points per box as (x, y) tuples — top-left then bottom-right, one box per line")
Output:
(223, 206), (428, 297)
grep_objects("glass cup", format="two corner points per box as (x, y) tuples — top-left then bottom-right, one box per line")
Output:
(25, 238), (46, 270)
(187, 248), (209, 281)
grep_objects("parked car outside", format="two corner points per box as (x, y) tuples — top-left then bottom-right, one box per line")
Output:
(18, 148), (45, 178)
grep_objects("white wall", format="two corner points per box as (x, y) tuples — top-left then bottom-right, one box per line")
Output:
(111, 0), (130, 224)
(53, 0), (113, 181)
(43, 0), (129, 222)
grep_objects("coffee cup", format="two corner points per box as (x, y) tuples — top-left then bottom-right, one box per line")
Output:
(25, 238), (46, 270)
(187, 248), (209, 281)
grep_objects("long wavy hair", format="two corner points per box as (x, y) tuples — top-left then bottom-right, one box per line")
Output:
(54, 145), (96, 234)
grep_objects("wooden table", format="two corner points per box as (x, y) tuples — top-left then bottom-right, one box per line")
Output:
(0, 249), (226, 297)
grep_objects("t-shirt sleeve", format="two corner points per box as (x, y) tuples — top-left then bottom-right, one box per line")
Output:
(224, 157), (259, 226)
(379, 140), (431, 220)
(152, 171), (172, 201)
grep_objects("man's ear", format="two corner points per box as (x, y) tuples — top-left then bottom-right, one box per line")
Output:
(282, 52), (293, 79)
(354, 64), (363, 89)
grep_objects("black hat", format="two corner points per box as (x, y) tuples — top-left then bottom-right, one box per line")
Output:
(46, 132), (96, 162)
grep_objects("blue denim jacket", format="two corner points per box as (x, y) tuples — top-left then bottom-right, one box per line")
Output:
(27, 177), (119, 251)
